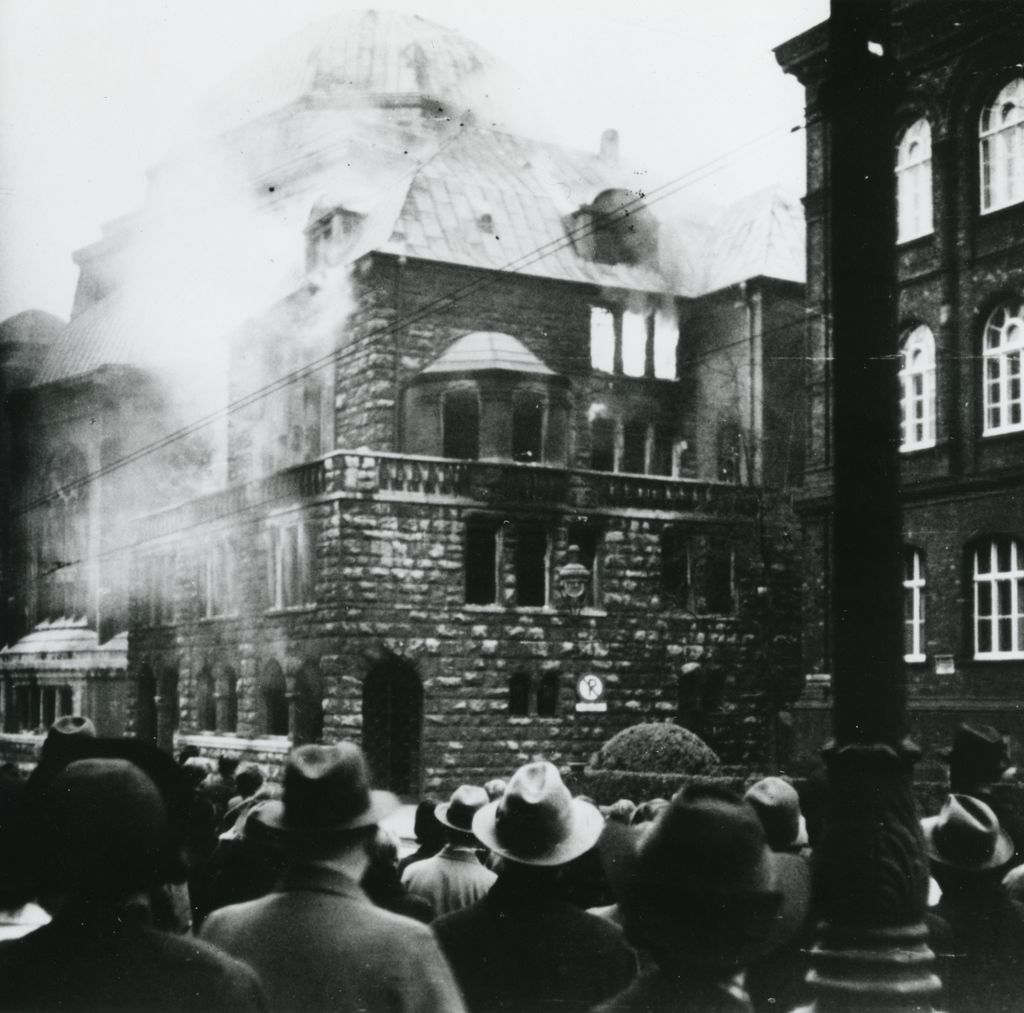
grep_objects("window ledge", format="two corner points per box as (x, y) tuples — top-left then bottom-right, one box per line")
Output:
(896, 231), (935, 249)
(900, 442), (937, 454)
(264, 605), (317, 617)
(904, 654), (928, 665)
(981, 426), (1024, 439)
(464, 603), (505, 612)
(974, 654), (1024, 662)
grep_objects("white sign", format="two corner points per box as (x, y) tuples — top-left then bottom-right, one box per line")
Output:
(576, 674), (604, 702)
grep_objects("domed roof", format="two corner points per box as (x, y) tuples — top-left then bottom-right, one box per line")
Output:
(421, 332), (555, 376)
(177, 10), (527, 145)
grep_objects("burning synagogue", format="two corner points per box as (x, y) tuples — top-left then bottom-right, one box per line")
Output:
(0, 11), (807, 791)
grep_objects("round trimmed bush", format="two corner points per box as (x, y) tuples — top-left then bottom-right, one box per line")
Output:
(591, 722), (720, 775)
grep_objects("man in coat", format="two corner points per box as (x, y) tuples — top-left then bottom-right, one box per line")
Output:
(433, 761), (636, 1013)
(0, 753), (265, 1011)
(401, 784), (496, 917)
(201, 742), (466, 1013)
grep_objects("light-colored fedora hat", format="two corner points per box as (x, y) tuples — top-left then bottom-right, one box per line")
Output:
(472, 761), (603, 867)
(435, 784), (490, 834)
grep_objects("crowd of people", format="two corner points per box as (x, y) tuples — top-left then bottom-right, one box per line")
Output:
(0, 715), (1023, 1011)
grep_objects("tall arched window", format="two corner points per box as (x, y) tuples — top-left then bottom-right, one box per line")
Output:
(982, 301), (1024, 435)
(196, 665), (216, 731)
(896, 119), (933, 241)
(973, 536), (1024, 659)
(902, 547), (926, 662)
(261, 660), (289, 737)
(980, 78), (1024, 213)
(899, 325), (936, 450)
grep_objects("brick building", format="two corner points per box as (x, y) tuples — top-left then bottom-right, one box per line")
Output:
(2, 12), (806, 788)
(777, 0), (1024, 774)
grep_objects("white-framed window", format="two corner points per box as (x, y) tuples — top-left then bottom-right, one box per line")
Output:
(268, 520), (315, 609)
(980, 78), (1024, 214)
(973, 536), (1024, 659)
(896, 118), (933, 241)
(590, 306), (616, 372)
(900, 325), (936, 450)
(201, 539), (234, 618)
(902, 547), (926, 662)
(589, 305), (678, 379)
(983, 301), (1024, 435)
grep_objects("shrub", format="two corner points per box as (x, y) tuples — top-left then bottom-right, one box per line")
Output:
(591, 722), (721, 776)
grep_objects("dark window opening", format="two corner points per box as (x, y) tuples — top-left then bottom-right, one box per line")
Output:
(218, 667), (239, 734)
(509, 671), (531, 716)
(622, 420), (647, 473)
(443, 389), (480, 460)
(717, 422), (742, 483)
(465, 523), (498, 605)
(567, 522), (601, 608)
(263, 661), (289, 737)
(650, 425), (674, 476)
(591, 417), (615, 472)
(693, 537), (736, 615)
(515, 524), (548, 607)
(536, 673), (559, 717)
(661, 527), (691, 609)
(512, 394), (544, 463)
(197, 667), (216, 731)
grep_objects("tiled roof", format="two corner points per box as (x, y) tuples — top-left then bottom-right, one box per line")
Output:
(0, 620), (127, 670)
(421, 332), (555, 376)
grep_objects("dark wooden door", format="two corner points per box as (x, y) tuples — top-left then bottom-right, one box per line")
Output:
(362, 661), (422, 796)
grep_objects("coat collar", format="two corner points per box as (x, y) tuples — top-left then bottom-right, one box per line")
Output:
(280, 862), (369, 902)
(437, 844), (484, 864)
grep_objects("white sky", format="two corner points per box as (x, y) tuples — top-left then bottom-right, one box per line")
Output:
(0, 0), (827, 322)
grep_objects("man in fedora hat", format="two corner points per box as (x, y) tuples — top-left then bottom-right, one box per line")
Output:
(0, 755), (265, 1011)
(200, 742), (465, 1013)
(401, 784), (496, 917)
(596, 784), (810, 1013)
(434, 761), (636, 1013)
(921, 793), (1024, 1013)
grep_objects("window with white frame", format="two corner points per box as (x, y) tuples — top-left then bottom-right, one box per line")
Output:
(973, 536), (1024, 659)
(590, 307), (616, 372)
(200, 539), (234, 618)
(980, 78), (1024, 214)
(902, 548), (926, 662)
(621, 310), (648, 377)
(983, 301), (1024, 435)
(268, 520), (315, 609)
(900, 325), (936, 450)
(896, 119), (933, 241)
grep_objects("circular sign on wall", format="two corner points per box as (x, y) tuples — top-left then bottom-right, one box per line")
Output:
(576, 674), (604, 703)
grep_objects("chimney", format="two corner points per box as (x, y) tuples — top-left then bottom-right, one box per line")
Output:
(599, 129), (619, 165)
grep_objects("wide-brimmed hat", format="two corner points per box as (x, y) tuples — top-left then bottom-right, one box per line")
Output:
(436, 785), (490, 834)
(940, 724), (1009, 785)
(260, 743), (398, 837)
(32, 757), (176, 900)
(472, 761), (603, 867)
(921, 793), (1014, 872)
(602, 785), (810, 969)
(744, 777), (808, 851)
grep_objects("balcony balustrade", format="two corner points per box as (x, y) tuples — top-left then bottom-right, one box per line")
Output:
(134, 450), (753, 543)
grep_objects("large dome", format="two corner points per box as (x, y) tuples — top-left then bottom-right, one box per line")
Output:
(175, 9), (529, 147)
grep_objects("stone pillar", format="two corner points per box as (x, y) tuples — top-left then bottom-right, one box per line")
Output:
(808, 1), (941, 1008)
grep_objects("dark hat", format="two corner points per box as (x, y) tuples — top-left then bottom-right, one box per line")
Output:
(33, 758), (175, 899)
(744, 777), (808, 851)
(921, 793), (1014, 872)
(260, 743), (398, 837)
(941, 724), (1009, 785)
(602, 785), (810, 969)
(435, 785), (490, 834)
(472, 761), (603, 867)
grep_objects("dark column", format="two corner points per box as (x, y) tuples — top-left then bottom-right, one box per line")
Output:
(809, 1), (940, 1009)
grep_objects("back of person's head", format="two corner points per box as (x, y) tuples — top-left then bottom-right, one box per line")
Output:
(178, 745), (201, 766)
(366, 825), (401, 871)
(235, 763), (264, 799)
(217, 756), (239, 780)
(412, 799), (445, 850)
(183, 756), (213, 788)
(603, 799), (637, 825)
(31, 758), (176, 905)
(630, 798), (670, 826)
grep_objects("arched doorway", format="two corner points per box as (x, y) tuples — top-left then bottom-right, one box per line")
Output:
(361, 659), (422, 796)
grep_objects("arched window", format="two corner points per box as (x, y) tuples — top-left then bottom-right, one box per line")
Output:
(443, 388), (480, 460)
(196, 665), (216, 731)
(261, 660), (289, 736)
(973, 536), (1023, 659)
(215, 664), (239, 734)
(895, 119), (933, 241)
(980, 78), (1024, 213)
(902, 547), (926, 662)
(982, 301), (1024, 435)
(508, 671), (531, 716)
(899, 325), (936, 450)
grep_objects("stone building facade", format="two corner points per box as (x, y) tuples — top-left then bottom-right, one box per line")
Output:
(777, 0), (1024, 774)
(1, 11), (806, 786)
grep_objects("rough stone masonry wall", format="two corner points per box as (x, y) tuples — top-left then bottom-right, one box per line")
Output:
(130, 484), (800, 794)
